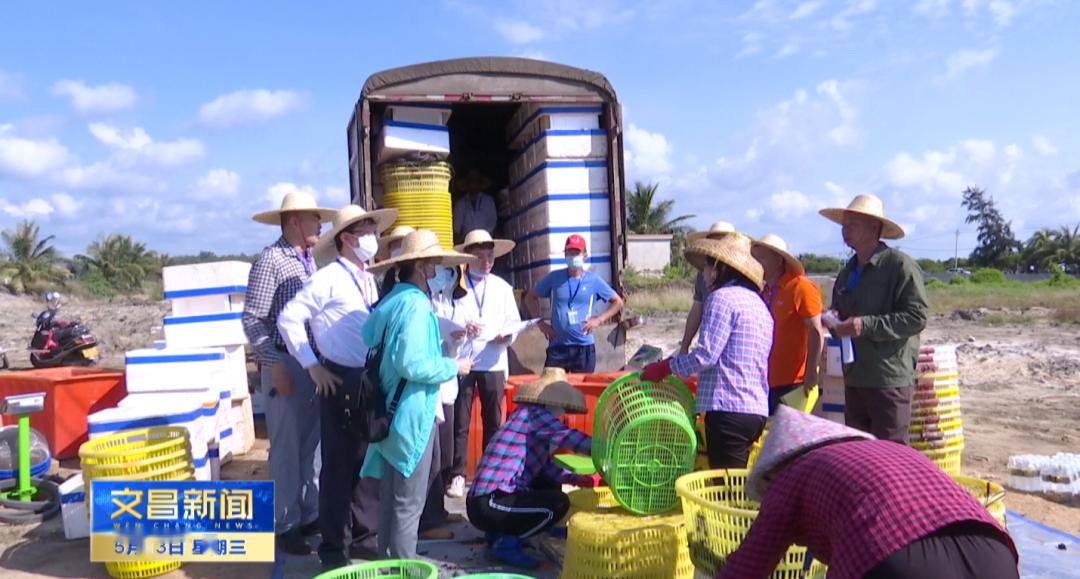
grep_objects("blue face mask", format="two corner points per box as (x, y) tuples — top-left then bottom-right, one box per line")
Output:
(565, 255), (586, 270)
(427, 265), (456, 294)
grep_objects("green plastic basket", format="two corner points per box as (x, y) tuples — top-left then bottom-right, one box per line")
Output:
(312, 560), (439, 579)
(554, 453), (597, 475)
(592, 372), (697, 515)
(456, 575), (537, 578)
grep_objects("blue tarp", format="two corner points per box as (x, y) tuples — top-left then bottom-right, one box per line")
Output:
(1008, 510), (1080, 579)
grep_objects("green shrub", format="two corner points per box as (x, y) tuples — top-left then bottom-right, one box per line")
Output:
(1047, 269), (1080, 288)
(948, 275), (970, 286)
(74, 268), (115, 299)
(970, 268), (1006, 285)
(925, 278), (945, 288)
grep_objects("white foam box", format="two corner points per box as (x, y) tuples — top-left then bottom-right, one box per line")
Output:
(125, 346), (229, 393)
(508, 105), (602, 148)
(376, 120), (450, 163)
(387, 104), (451, 126)
(509, 160), (609, 212)
(510, 130), (608, 184)
(824, 338), (844, 377)
(98, 399), (213, 481)
(251, 386), (267, 418)
(521, 258), (613, 289)
(59, 474), (88, 540)
(229, 396), (256, 456)
(162, 261), (250, 317)
(522, 229), (612, 266)
(223, 345), (250, 400)
(162, 312), (247, 349)
(120, 390), (234, 459)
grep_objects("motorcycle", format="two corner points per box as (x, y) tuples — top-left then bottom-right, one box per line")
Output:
(29, 292), (99, 368)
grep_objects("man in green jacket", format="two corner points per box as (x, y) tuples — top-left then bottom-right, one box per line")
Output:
(820, 194), (928, 443)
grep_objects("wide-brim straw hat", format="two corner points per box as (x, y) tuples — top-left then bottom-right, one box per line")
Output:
(685, 232), (766, 291)
(512, 367), (587, 414)
(819, 194), (905, 240)
(747, 406), (874, 501)
(687, 221), (736, 243)
(312, 204), (400, 262)
(368, 229), (476, 274)
(375, 225), (415, 261)
(454, 229), (515, 259)
(252, 190), (336, 225)
(752, 234), (805, 276)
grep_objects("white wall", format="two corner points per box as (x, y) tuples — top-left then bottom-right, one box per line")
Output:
(627, 235), (673, 275)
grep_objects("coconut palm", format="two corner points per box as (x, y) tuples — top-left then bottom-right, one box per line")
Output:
(626, 181), (695, 235)
(76, 234), (160, 293)
(0, 220), (67, 294)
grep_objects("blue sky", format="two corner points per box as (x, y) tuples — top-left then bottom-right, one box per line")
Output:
(2, 0), (1079, 260)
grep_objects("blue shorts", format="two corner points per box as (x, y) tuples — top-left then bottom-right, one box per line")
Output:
(544, 344), (596, 374)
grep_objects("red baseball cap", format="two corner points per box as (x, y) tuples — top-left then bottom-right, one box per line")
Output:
(565, 234), (587, 251)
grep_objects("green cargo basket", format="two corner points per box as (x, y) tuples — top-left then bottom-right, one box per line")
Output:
(457, 575), (537, 578)
(312, 560), (439, 579)
(592, 372), (697, 515)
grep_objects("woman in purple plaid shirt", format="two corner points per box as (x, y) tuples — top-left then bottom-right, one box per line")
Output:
(643, 233), (773, 469)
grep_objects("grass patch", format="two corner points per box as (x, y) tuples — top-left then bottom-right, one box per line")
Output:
(980, 314), (1037, 327)
(926, 282), (1080, 316)
(626, 285), (694, 314)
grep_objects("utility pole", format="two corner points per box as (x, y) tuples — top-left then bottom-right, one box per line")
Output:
(954, 229), (959, 270)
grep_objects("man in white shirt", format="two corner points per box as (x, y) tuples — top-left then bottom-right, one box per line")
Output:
(446, 229), (522, 498)
(452, 170), (498, 243)
(278, 204), (398, 570)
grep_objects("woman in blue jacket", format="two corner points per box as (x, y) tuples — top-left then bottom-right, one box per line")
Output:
(364, 229), (476, 559)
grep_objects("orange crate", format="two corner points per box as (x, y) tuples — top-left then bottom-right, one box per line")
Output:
(0, 367), (126, 459)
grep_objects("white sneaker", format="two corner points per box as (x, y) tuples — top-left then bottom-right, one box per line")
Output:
(446, 475), (466, 498)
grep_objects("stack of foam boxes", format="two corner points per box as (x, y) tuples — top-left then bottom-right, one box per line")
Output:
(375, 105), (452, 165)
(815, 337), (847, 424)
(86, 261), (255, 481)
(504, 104), (612, 291)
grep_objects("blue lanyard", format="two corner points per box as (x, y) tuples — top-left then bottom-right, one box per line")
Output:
(765, 283), (780, 309)
(566, 275), (583, 306)
(467, 272), (487, 315)
(337, 258), (372, 309)
(293, 247), (315, 276)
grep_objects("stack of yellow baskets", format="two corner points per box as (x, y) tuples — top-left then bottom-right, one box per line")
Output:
(910, 344), (963, 475)
(380, 161), (454, 249)
(562, 487), (693, 579)
(79, 426), (196, 579)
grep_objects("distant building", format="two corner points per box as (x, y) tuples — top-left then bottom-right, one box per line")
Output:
(627, 234), (674, 276)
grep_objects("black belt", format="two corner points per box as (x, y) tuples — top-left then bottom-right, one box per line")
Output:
(318, 355), (362, 376)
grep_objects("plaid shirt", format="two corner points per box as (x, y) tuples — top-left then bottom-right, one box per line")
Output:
(672, 284), (772, 416)
(718, 440), (1016, 579)
(243, 236), (315, 365)
(469, 404), (592, 497)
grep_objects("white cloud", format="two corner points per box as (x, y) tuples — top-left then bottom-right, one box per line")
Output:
(790, 0), (824, 19)
(737, 32), (764, 58)
(824, 181), (847, 197)
(988, 0), (1017, 26)
(942, 47), (1000, 80)
(768, 189), (815, 218)
(494, 19), (545, 44)
(60, 161), (164, 193)
(195, 169), (242, 200)
(915, 0), (952, 18)
(0, 197), (54, 219)
(266, 182), (321, 207)
(50, 79), (137, 114)
(197, 89), (306, 128)
(886, 150), (965, 193)
(962, 139), (996, 165)
(325, 186), (349, 203)
(625, 124), (674, 178)
(830, 0), (877, 31)
(51, 193), (82, 217)
(962, 0), (981, 13)
(746, 207), (765, 222)
(1005, 143), (1023, 161)
(1031, 135), (1058, 156)
(776, 39), (801, 58)
(88, 122), (205, 167)
(0, 135), (70, 179)
(0, 70), (24, 100)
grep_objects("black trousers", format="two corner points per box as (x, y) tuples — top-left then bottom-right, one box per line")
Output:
(452, 371), (505, 478)
(845, 386), (914, 444)
(466, 478), (567, 538)
(704, 411), (766, 469)
(864, 521), (1018, 579)
(316, 361), (379, 562)
(767, 384), (801, 415)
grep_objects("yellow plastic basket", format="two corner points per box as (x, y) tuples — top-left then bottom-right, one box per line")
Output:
(921, 447), (963, 475)
(568, 487), (622, 514)
(675, 470), (827, 579)
(105, 561), (181, 579)
(909, 417), (963, 434)
(79, 427), (191, 461)
(561, 510), (693, 579)
(913, 385), (960, 401)
(910, 435), (965, 452)
(952, 476), (1007, 528)
(380, 161), (453, 194)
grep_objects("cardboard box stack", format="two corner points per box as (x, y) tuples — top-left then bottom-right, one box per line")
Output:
(85, 261), (255, 481)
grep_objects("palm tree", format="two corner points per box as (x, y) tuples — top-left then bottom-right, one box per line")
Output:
(0, 220), (67, 294)
(1024, 225), (1080, 272)
(77, 234), (160, 293)
(626, 181), (695, 235)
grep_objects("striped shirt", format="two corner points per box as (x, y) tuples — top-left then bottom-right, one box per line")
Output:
(469, 404), (592, 497)
(671, 284), (772, 416)
(242, 236), (315, 366)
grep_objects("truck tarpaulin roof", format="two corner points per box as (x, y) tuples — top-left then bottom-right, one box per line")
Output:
(360, 57), (617, 102)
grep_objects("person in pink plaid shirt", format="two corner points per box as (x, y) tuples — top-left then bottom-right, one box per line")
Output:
(715, 407), (1018, 579)
(644, 233), (773, 468)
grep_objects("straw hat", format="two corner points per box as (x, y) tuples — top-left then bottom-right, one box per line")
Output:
(752, 234), (805, 276)
(747, 406), (874, 501)
(687, 221), (736, 243)
(252, 190), (335, 225)
(819, 194), (905, 240)
(368, 229), (476, 274)
(512, 368), (587, 414)
(376, 225), (416, 261)
(312, 204), (400, 261)
(454, 229), (515, 258)
(685, 232), (765, 291)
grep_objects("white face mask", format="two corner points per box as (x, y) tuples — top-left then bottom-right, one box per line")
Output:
(390, 247), (403, 258)
(351, 233), (379, 262)
(427, 265), (456, 294)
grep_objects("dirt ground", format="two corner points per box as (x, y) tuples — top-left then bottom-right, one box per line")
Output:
(0, 293), (1078, 577)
